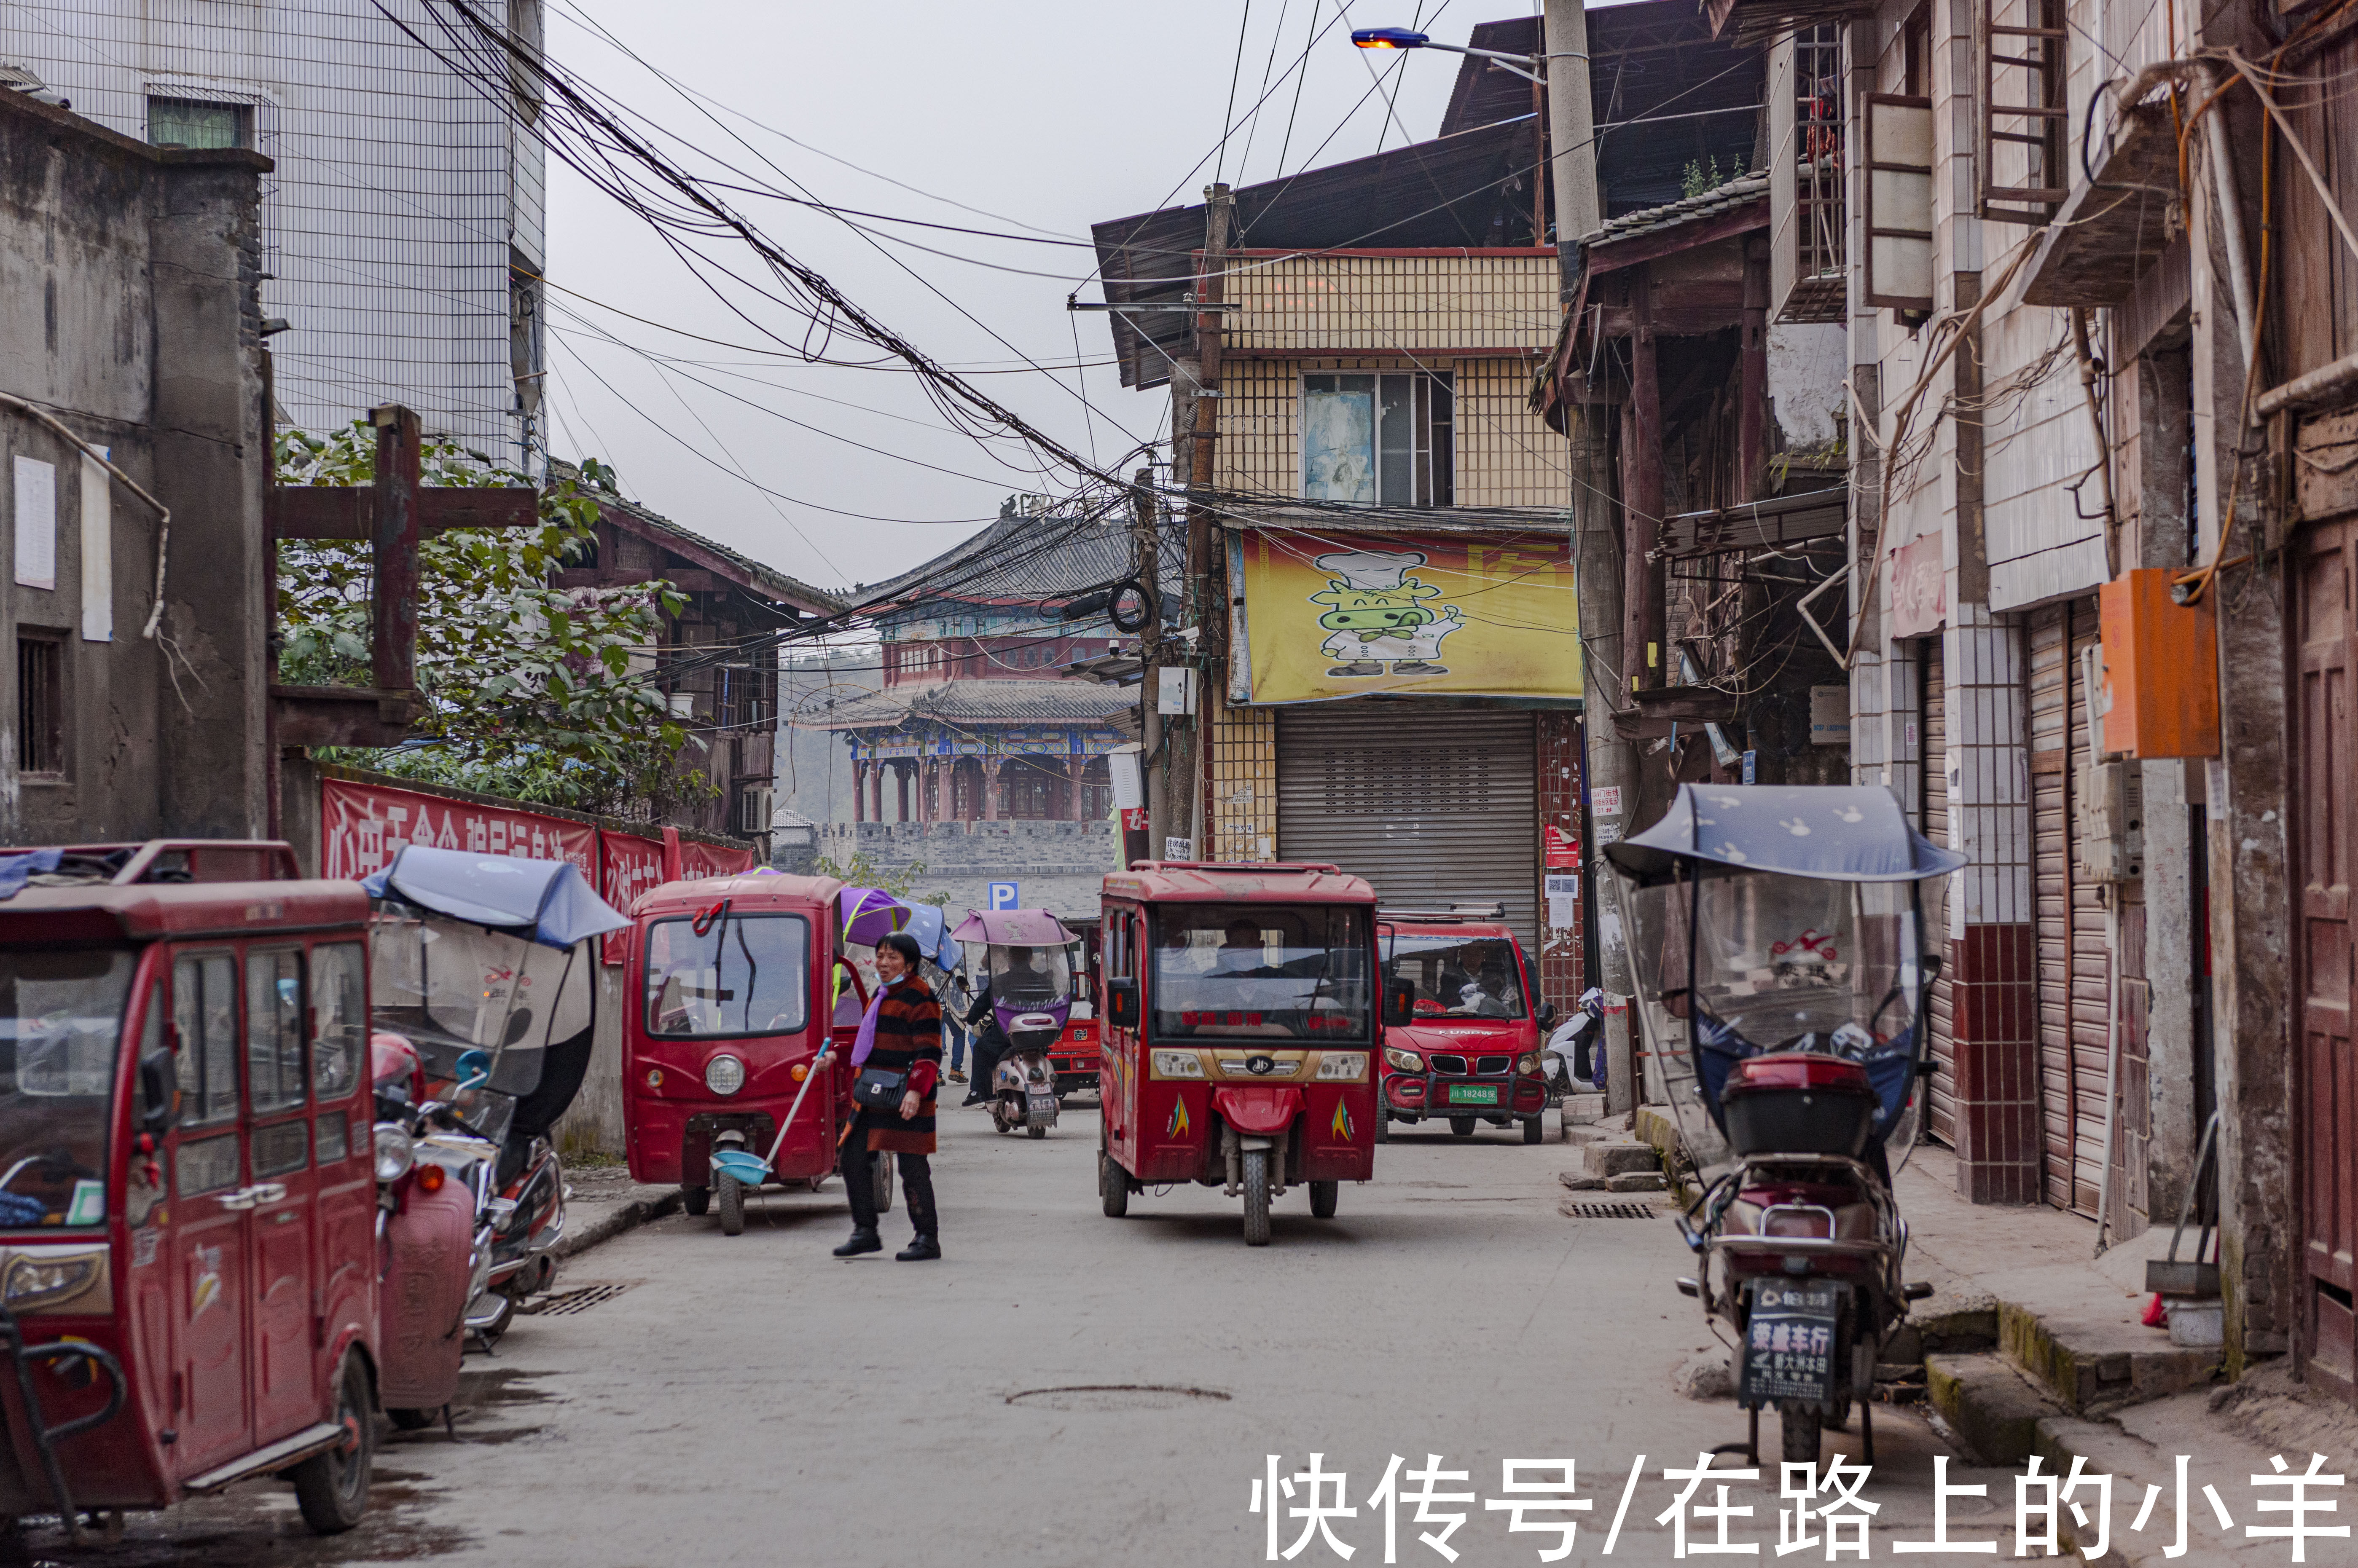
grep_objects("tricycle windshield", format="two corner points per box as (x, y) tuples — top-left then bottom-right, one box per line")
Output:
(1382, 933), (1527, 1019)
(1150, 904), (1372, 1041)
(644, 913), (810, 1039)
(1621, 867), (1929, 1173)
(368, 911), (589, 1103)
(986, 944), (1072, 1009)
(0, 948), (130, 1228)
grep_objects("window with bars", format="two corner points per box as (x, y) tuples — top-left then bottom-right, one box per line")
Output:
(1771, 25), (1849, 323)
(1982, 0), (2068, 222)
(1300, 373), (1453, 507)
(147, 97), (251, 150)
(16, 636), (60, 776)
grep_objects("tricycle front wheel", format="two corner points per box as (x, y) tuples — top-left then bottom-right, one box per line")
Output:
(1309, 1180), (1338, 1219)
(292, 1351), (374, 1534)
(1523, 1116), (1545, 1145)
(1450, 1118), (1475, 1138)
(1242, 1148), (1272, 1246)
(717, 1173), (746, 1236)
(1099, 1147), (1129, 1217)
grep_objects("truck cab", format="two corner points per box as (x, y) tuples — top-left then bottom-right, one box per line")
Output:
(1377, 906), (1556, 1144)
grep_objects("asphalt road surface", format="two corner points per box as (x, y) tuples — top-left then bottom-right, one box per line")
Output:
(35, 1105), (2015, 1566)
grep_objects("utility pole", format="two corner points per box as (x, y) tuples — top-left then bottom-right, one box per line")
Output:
(1174, 182), (1235, 860)
(1547, 0), (1640, 1112)
(1131, 469), (1165, 860)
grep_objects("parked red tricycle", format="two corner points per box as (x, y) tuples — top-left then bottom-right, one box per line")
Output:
(1096, 862), (1380, 1245)
(1375, 904), (1555, 1144)
(0, 840), (473, 1540)
(619, 873), (892, 1234)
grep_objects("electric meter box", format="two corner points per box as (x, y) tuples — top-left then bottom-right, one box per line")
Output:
(2098, 568), (2220, 758)
(2077, 757), (2145, 884)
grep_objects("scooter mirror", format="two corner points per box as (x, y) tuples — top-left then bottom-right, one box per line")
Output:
(1536, 1001), (1560, 1031)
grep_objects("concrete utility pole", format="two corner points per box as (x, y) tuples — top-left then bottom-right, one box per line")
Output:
(1172, 182), (1235, 858)
(1548, 0), (1641, 1112)
(1131, 470), (1166, 855)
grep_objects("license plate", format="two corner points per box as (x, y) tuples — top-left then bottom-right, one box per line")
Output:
(1446, 1084), (1499, 1105)
(1740, 1280), (1841, 1406)
(1028, 1093), (1058, 1116)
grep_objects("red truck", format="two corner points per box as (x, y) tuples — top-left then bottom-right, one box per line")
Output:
(1376, 905), (1557, 1144)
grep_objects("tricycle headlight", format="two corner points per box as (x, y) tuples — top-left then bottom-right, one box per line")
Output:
(373, 1123), (415, 1183)
(3, 1252), (102, 1313)
(1383, 1046), (1424, 1072)
(705, 1054), (747, 1096)
(1150, 1050), (1205, 1079)
(1517, 1052), (1541, 1075)
(1316, 1052), (1367, 1081)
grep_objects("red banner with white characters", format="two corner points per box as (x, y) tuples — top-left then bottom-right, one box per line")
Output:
(681, 837), (758, 881)
(596, 830), (759, 963)
(321, 778), (596, 882)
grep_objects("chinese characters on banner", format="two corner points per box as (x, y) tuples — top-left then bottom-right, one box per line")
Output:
(1246, 1450), (2350, 1561)
(322, 778), (759, 967)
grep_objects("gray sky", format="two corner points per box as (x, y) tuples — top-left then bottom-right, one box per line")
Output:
(542, 0), (1521, 598)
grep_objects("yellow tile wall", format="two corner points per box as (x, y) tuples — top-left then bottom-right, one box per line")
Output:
(1226, 254), (1559, 353)
(1206, 696), (1277, 862)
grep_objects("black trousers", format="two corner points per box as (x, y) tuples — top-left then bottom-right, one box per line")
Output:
(967, 1038), (1004, 1100)
(842, 1142), (937, 1239)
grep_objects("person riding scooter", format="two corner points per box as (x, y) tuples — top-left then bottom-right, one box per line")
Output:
(959, 965), (1012, 1107)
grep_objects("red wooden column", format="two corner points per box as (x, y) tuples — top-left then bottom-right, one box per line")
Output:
(853, 759), (867, 824)
(1619, 266), (1664, 693)
(982, 759), (1002, 821)
(1065, 757), (1088, 820)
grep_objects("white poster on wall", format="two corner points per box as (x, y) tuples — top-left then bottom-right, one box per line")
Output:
(1544, 873), (1581, 930)
(13, 456), (56, 591)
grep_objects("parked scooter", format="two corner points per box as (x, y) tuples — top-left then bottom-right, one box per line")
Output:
(368, 1032), (478, 1427)
(951, 910), (1078, 1139)
(1541, 986), (1608, 1099)
(363, 847), (627, 1346)
(1605, 785), (1960, 1465)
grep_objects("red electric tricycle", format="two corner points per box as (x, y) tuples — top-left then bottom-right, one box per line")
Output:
(1096, 861), (1380, 1246)
(1375, 904), (1555, 1144)
(620, 873), (892, 1235)
(0, 839), (475, 1541)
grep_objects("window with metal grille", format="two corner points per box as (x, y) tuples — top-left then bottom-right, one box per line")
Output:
(1300, 373), (1454, 507)
(16, 637), (60, 775)
(147, 96), (250, 150)
(1771, 25), (1849, 323)
(1982, 0), (2068, 222)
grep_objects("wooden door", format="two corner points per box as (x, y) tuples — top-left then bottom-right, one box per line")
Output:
(2295, 519), (2358, 1399)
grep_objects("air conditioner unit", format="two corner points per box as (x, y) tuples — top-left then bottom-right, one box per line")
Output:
(737, 785), (775, 836)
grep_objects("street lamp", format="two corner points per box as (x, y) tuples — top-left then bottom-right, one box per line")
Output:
(1348, 26), (1584, 84)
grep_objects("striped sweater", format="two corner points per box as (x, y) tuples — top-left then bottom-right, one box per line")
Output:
(859, 974), (943, 1155)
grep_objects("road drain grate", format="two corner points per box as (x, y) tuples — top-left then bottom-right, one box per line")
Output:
(1563, 1202), (1661, 1220)
(526, 1283), (631, 1316)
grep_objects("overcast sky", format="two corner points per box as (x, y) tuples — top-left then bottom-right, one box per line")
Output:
(541, 0), (1530, 598)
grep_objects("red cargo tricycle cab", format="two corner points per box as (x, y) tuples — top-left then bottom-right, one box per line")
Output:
(619, 873), (892, 1234)
(0, 840), (459, 1539)
(1096, 862), (1380, 1246)
(1375, 907), (1554, 1144)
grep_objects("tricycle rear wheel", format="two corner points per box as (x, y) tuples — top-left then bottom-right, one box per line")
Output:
(1027, 1121), (1047, 1140)
(1099, 1147), (1128, 1217)
(1522, 1115), (1545, 1145)
(1241, 1148), (1272, 1246)
(717, 1172), (746, 1236)
(387, 1407), (438, 1432)
(292, 1351), (374, 1534)
(1374, 1110), (1389, 1143)
(1309, 1180), (1338, 1218)
(1779, 1404), (1823, 1464)
(682, 1186), (711, 1217)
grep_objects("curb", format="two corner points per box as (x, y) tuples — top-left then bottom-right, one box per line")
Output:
(556, 1190), (683, 1262)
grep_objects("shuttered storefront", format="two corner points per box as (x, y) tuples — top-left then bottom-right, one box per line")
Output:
(2029, 600), (2108, 1217)
(1276, 707), (1539, 953)
(1920, 638), (1956, 1147)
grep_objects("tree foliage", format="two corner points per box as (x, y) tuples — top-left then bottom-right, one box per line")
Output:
(274, 423), (700, 815)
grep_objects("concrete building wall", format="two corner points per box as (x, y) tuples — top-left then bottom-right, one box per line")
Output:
(0, 93), (269, 842)
(3, 0), (545, 463)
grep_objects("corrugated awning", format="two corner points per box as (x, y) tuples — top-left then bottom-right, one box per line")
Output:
(1657, 486), (1848, 559)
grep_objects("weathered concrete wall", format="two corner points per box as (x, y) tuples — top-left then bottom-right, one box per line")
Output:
(817, 820), (1119, 922)
(0, 93), (269, 843)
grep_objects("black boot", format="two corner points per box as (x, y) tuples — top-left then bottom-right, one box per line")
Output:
(895, 1235), (940, 1261)
(833, 1228), (882, 1258)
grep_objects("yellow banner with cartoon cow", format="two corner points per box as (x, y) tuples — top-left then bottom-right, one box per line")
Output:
(1236, 531), (1582, 704)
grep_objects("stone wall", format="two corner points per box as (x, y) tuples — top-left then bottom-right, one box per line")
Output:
(817, 820), (1119, 920)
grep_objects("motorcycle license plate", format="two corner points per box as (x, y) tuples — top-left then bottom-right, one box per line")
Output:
(1739, 1279), (1841, 1406)
(1446, 1084), (1500, 1105)
(1027, 1093), (1058, 1117)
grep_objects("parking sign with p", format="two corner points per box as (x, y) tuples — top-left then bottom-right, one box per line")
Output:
(986, 882), (1019, 911)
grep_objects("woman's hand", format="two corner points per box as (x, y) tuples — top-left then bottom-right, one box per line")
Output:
(898, 1090), (921, 1120)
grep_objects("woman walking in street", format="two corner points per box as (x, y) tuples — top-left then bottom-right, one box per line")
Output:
(835, 931), (943, 1261)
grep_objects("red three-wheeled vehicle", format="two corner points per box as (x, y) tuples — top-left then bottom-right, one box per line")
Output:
(618, 872), (893, 1233)
(1096, 861), (1380, 1246)
(0, 840), (475, 1541)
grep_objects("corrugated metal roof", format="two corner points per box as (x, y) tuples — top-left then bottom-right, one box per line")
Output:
(793, 678), (1141, 731)
(1583, 172), (1768, 248)
(1090, 117), (1541, 391)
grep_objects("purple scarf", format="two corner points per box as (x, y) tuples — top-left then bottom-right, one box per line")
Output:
(848, 985), (889, 1067)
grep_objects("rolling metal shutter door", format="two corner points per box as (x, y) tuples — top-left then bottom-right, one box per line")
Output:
(1921, 639), (1956, 1147)
(1276, 708), (1539, 953)
(2029, 601), (2107, 1217)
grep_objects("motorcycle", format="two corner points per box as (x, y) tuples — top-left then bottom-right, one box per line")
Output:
(363, 846), (628, 1346)
(950, 909), (1079, 1139)
(1603, 785), (1961, 1465)
(1542, 986), (1608, 1099)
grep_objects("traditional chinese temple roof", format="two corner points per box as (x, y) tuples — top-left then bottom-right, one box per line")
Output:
(794, 678), (1139, 732)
